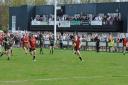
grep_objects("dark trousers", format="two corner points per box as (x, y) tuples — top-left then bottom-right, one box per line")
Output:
(60, 43), (63, 49)
(96, 46), (100, 52)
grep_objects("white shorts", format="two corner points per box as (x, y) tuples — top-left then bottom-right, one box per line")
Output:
(0, 45), (3, 52)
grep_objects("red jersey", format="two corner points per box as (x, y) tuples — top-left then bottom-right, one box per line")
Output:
(29, 37), (36, 49)
(23, 36), (29, 43)
(76, 37), (80, 49)
(123, 38), (127, 46)
(0, 36), (3, 45)
(126, 42), (128, 47)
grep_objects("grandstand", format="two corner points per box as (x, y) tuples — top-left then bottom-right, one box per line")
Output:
(9, 2), (128, 32)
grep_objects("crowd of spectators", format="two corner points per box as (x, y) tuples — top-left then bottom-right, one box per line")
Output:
(6, 31), (127, 44)
(32, 13), (122, 25)
(0, 31), (127, 53)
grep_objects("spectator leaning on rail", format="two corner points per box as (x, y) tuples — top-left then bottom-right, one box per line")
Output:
(59, 34), (63, 49)
(95, 36), (100, 53)
(110, 36), (115, 52)
(108, 35), (111, 52)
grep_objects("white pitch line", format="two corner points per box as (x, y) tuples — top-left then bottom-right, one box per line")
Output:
(0, 76), (103, 83)
(0, 75), (128, 83)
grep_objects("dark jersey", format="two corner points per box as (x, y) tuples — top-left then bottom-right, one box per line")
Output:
(3, 36), (11, 50)
(49, 37), (54, 46)
(39, 34), (44, 45)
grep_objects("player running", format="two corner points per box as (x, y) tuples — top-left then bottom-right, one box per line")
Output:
(0, 32), (12, 60)
(21, 33), (29, 54)
(29, 34), (37, 61)
(9, 33), (15, 56)
(73, 35), (83, 61)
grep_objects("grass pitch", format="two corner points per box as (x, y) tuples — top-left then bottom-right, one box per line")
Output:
(0, 48), (128, 85)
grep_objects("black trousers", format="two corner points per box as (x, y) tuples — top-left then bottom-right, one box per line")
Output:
(60, 43), (63, 49)
(96, 46), (100, 52)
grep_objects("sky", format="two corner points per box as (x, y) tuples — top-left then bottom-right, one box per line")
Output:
(1, 0), (128, 4)
(46, 0), (125, 4)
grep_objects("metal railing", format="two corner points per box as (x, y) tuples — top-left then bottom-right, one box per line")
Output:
(40, 40), (125, 52)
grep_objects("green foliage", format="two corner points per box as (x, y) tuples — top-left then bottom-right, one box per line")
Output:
(35, 0), (47, 5)
(0, 5), (8, 31)
(0, 0), (47, 31)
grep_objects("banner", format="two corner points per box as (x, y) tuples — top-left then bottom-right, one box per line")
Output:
(69, 41), (72, 46)
(49, 21), (59, 25)
(63, 41), (68, 45)
(81, 21), (90, 25)
(99, 42), (106, 46)
(118, 43), (123, 47)
(87, 42), (96, 46)
(31, 20), (41, 25)
(32, 21), (48, 25)
(81, 42), (86, 46)
(49, 21), (54, 25)
(70, 21), (81, 25)
(91, 21), (102, 25)
(40, 21), (48, 25)
(44, 41), (50, 44)
(58, 21), (70, 27)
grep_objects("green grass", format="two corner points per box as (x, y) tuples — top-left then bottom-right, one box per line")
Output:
(0, 48), (128, 85)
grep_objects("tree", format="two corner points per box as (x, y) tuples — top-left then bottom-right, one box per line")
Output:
(35, 0), (47, 5)
(0, 5), (8, 30)
(0, 0), (48, 31)
(12, 0), (27, 6)
(80, 0), (93, 3)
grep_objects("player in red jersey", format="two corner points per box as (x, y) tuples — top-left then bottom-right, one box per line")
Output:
(29, 34), (36, 61)
(74, 35), (83, 61)
(123, 35), (127, 55)
(126, 40), (128, 51)
(22, 33), (29, 54)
